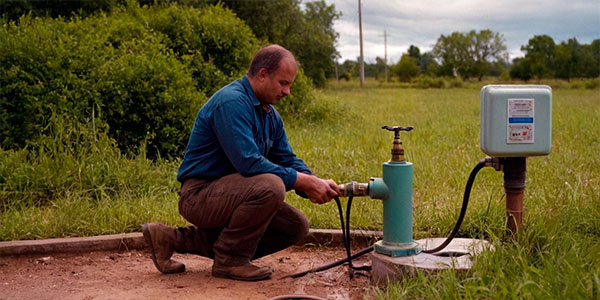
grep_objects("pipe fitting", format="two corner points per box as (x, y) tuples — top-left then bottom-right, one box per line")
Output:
(337, 181), (369, 197)
(482, 156), (502, 171)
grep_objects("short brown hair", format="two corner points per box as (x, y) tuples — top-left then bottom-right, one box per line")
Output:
(247, 45), (295, 77)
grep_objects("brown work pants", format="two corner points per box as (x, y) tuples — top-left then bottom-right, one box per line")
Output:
(177, 173), (309, 267)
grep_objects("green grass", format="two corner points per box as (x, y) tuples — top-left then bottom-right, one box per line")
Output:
(1, 82), (599, 298)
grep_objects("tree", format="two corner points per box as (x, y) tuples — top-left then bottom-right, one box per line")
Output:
(554, 38), (582, 81)
(520, 35), (556, 79)
(470, 29), (508, 81)
(510, 57), (532, 81)
(393, 55), (419, 82)
(419, 52), (439, 75)
(580, 42), (600, 78)
(408, 45), (420, 59)
(432, 29), (507, 80)
(219, 0), (340, 87)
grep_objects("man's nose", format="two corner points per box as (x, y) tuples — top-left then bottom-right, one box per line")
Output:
(282, 86), (291, 96)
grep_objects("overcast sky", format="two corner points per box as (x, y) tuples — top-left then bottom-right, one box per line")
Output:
(327, 0), (600, 64)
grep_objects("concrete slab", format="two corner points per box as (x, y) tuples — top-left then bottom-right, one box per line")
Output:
(371, 238), (493, 285)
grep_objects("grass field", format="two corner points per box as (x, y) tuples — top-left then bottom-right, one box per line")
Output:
(1, 81), (599, 298)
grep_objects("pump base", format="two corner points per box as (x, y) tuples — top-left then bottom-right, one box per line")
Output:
(371, 238), (493, 286)
(374, 240), (422, 257)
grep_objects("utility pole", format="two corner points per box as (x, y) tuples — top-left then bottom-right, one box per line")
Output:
(379, 30), (391, 82)
(358, 0), (364, 87)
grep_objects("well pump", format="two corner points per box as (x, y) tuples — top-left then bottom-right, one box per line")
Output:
(338, 125), (421, 257)
(286, 85), (552, 281)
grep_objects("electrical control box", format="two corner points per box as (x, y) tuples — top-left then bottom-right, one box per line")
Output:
(480, 85), (552, 157)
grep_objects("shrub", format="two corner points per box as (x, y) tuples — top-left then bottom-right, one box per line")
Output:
(449, 77), (464, 88)
(0, 16), (101, 148)
(1, 3), (318, 158)
(583, 77), (599, 89)
(138, 4), (259, 95)
(96, 38), (206, 158)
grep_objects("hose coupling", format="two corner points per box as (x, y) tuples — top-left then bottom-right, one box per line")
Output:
(337, 181), (369, 197)
(482, 156), (502, 171)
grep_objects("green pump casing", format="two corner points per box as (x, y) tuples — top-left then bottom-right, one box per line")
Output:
(370, 160), (421, 256)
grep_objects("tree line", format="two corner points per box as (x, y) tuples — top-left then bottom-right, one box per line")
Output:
(338, 30), (599, 83)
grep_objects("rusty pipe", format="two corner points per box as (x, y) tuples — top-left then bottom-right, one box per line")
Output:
(502, 157), (526, 233)
(505, 188), (524, 232)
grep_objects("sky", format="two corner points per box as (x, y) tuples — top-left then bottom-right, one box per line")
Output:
(326, 0), (600, 64)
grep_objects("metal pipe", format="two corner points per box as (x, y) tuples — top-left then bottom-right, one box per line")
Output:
(502, 157), (526, 232)
(505, 188), (524, 232)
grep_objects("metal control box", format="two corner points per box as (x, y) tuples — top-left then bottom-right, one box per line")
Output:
(480, 85), (552, 157)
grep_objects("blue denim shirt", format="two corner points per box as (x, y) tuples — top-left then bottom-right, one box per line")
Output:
(177, 76), (311, 191)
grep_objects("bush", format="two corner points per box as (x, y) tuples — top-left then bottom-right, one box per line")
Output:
(449, 77), (464, 88)
(414, 75), (446, 89)
(584, 77), (600, 89)
(139, 4), (258, 95)
(0, 16), (101, 149)
(96, 38), (205, 158)
(0, 10), (206, 158)
(2, 3), (318, 158)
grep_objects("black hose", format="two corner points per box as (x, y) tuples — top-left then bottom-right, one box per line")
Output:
(422, 158), (487, 254)
(281, 245), (374, 279)
(281, 196), (373, 279)
(342, 196), (371, 278)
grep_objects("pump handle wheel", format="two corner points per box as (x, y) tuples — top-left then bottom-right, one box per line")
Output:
(382, 126), (413, 139)
(382, 125), (414, 132)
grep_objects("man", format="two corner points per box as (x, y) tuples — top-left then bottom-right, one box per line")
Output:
(142, 45), (339, 281)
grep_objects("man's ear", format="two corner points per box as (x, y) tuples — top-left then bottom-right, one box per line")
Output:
(257, 68), (269, 81)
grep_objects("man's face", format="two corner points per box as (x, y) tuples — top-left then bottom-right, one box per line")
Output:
(257, 58), (297, 106)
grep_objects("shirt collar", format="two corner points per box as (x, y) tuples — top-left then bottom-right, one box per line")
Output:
(242, 75), (273, 113)
(242, 76), (262, 107)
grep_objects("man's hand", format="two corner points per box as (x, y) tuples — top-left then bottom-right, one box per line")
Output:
(294, 172), (339, 204)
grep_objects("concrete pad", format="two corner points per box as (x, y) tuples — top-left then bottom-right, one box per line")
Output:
(371, 238), (493, 285)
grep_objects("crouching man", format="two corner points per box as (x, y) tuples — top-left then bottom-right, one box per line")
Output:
(143, 45), (339, 281)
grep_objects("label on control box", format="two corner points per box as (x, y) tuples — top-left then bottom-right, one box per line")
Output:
(507, 98), (534, 143)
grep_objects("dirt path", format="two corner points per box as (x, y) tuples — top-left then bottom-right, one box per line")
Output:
(0, 246), (375, 300)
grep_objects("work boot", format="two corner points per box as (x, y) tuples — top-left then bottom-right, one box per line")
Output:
(212, 262), (272, 281)
(142, 222), (185, 274)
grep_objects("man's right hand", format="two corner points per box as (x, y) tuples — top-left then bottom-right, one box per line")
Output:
(294, 172), (339, 204)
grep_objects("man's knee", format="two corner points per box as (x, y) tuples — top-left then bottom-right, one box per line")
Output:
(254, 173), (286, 210)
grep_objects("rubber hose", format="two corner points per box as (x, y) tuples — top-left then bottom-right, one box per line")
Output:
(422, 158), (486, 254)
(282, 196), (374, 279)
(281, 246), (374, 279)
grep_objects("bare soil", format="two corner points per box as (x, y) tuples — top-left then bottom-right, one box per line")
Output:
(0, 246), (375, 300)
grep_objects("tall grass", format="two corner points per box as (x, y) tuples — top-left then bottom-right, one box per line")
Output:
(0, 116), (185, 240)
(1, 84), (598, 298)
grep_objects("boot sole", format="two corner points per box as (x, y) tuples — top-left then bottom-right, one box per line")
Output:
(211, 269), (271, 281)
(142, 223), (185, 274)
